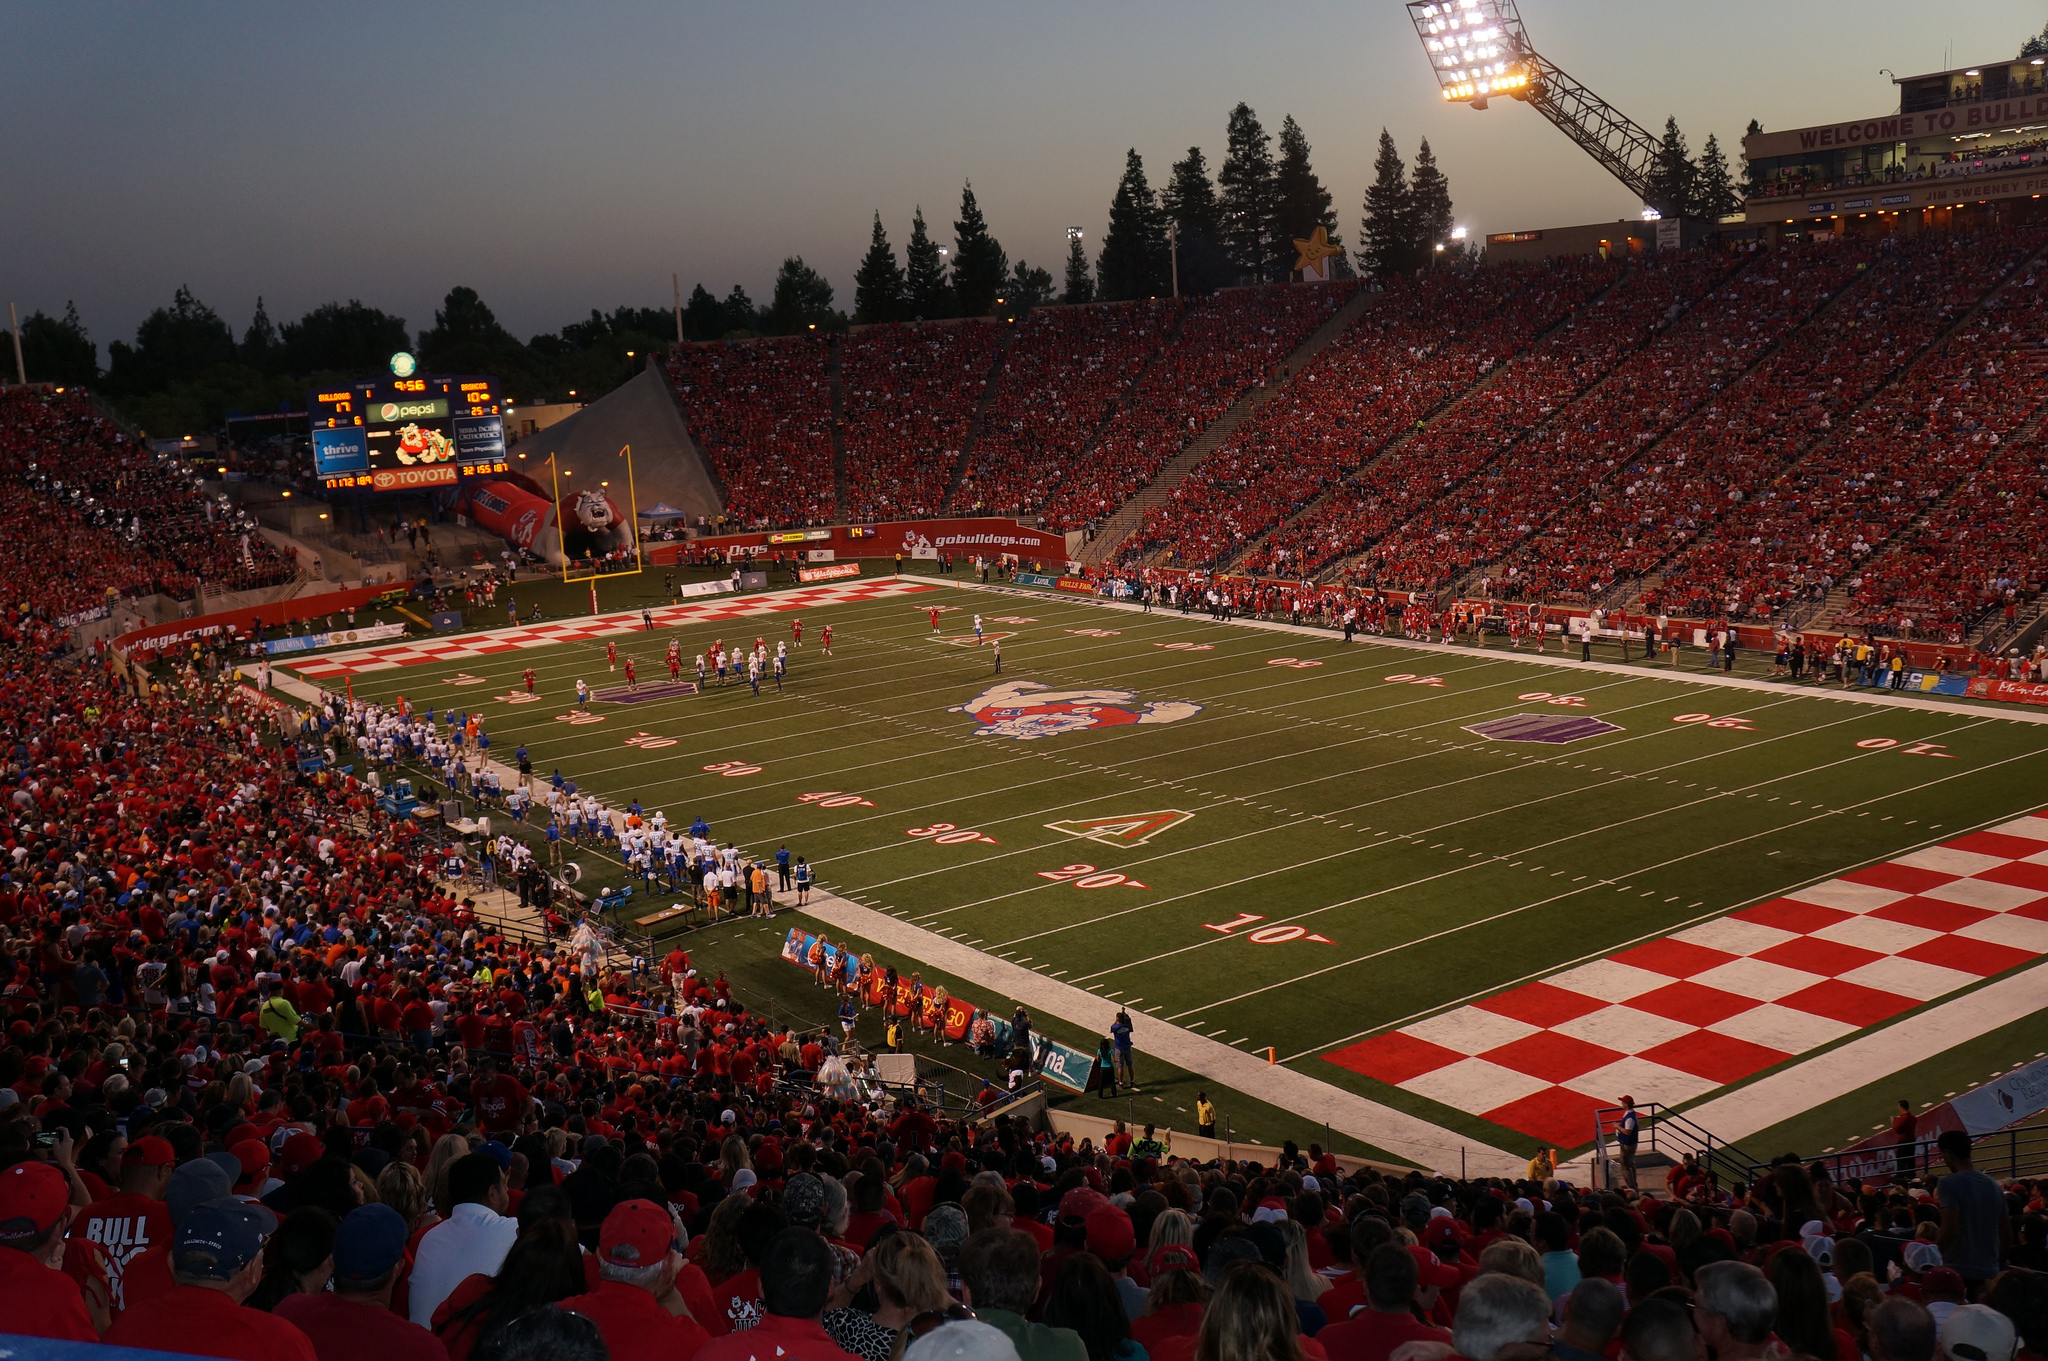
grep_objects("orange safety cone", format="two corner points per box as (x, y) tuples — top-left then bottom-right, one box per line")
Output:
(1267, 1046), (1276, 1065)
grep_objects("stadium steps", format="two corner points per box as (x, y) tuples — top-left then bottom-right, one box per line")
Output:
(1604, 234), (2048, 621)
(827, 336), (849, 519)
(1078, 285), (1380, 567)
(939, 324), (1020, 515)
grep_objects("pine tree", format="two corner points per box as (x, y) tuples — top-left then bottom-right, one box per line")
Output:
(1006, 261), (1055, 309)
(1361, 129), (1414, 275)
(1096, 149), (1171, 302)
(1162, 147), (1226, 294)
(1271, 116), (1343, 280)
(769, 257), (836, 334)
(1217, 103), (1279, 283)
(242, 296), (280, 371)
(1741, 118), (1769, 200)
(1408, 138), (1455, 264)
(682, 284), (726, 340)
(1647, 116), (1697, 218)
(852, 213), (906, 324)
(904, 207), (953, 320)
(1695, 133), (1739, 219)
(1062, 234), (1096, 304)
(722, 284), (762, 335)
(2023, 21), (2048, 58)
(951, 182), (1010, 318)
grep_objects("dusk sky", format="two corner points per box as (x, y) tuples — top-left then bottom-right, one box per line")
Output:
(5, 1), (2036, 351)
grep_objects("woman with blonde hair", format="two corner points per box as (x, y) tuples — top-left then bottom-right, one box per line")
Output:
(826, 1230), (952, 1361)
(425, 1132), (472, 1218)
(1148, 1208), (1194, 1258)
(1277, 1219), (1330, 1311)
(718, 1135), (752, 1184)
(1195, 1263), (1306, 1361)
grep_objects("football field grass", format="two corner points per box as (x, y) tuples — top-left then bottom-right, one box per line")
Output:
(307, 578), (2048, 1157)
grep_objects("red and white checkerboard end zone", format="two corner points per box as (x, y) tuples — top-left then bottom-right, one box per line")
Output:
(287, 579), (935, 678)
(1325, 814), (2048, 1149)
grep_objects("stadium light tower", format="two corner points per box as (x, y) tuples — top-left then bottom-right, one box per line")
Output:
(1406, 0), (1682, 217)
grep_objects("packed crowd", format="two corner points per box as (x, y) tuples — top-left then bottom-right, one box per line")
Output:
(1037, 286), (1359, 534)
(1247, 250), (1736, 581)
(0, 389), (295, 611)
(1123, 261), (1611, 571)
(1636, 227), (2048, 624)
(955, 300), (1180, 520)
(841, 323), (1006, 524)
(668, 338), (839, 528)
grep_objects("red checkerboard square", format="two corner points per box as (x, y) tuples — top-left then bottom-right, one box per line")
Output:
(1479, 1031), (1624, 1084)
(2011, 899), (2048, 923)
(1871, 897), (1995, 933)
(1899, 934), (2038, 977)
(1482, 1086), (1610, 1149)
(1627, 981), (1758, 1027)
(1735, 898), (1852, 934)
(1639, 1030), (1790, 1084)
(1753, 935), (1887, 978)
(1610, 938), (1739, 978)
(1474, 982), (1609, 1028)
(1776, 979), (1916, 1027)
(1324, 1032), (1463, 1086)
(1841, 863), (1960, 894)
(1946, 831), (2048, 860)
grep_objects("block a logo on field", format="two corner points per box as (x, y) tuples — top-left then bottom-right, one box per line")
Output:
(1463, 713), (1624, 744)
(952, 681), (1203, 741)
(1045, 809), (1195, 847)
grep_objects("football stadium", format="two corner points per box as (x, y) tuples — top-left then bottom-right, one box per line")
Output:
(4, 3), (2048, 1359)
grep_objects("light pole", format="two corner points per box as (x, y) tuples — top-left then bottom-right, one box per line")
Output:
(1168, 221), (1179, 298)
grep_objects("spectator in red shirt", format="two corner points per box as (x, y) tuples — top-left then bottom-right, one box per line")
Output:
(0, 1159), (98, 1342)
(468, 1055), (531, 1137)
(696, 1229), (863, 1361)
(77, 1132), (174, 1312)
(560, 1198), (710, 1361)
(275, 1203), (448, 1361)
(105, 1198), (318, 1361)
(1317, 1244), (1454, 1361)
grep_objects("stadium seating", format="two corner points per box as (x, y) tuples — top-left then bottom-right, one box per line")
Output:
(667, 337), (837, 527)
(1124, 261), (1610, 569)
(840, 321), (1006, 522)
(1245, 249), (1737, 580)
(1653, 226), (2048, 626)
(0, 387), (294, 613)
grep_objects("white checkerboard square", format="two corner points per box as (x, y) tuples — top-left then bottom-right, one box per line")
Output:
(1545, 959), (1673, 1003)
(1400, 1057), (1551, 1111)
(1707, 1003), (1856, 1054)
(1955, 914), (2048, 954)
(1670, 918), (1800, 957)
(1690, 957), (1828, 1002)
(1808, 915), (1943, 956)
(1923, 878), (2046, 912)
(1402, 1007), (1538, 1054)
(1990, 816), (2048, 841)
(1782, 879), (1913, 914)
(1894, 846), (2010, 877)
(1836, 956), (1983, 1002)
(1552, 1004), (1696, 1053)
(1564, 1056), (1718, 1106)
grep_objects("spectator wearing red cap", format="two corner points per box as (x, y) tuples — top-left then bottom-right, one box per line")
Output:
(77, 1133), (174, 1312)
(0, 1159), (98, 1342)
(1085, 1204), (1145, 1319)
(1318, 1245), (1454, 1361)
(559, 1199), (709, 1361)
(276, 1204), (447, 1361)
(105, 1198), (317, 1361)
(1130, 1245), (1206, 1355)
(229, 1140), (275, 1199)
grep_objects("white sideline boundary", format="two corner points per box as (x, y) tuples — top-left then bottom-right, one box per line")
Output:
(944, 578), (2048, 727)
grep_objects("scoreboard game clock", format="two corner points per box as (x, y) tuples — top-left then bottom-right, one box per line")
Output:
(311, 374), (510, 492)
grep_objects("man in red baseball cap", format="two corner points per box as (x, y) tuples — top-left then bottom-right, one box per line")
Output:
(78, 1133), (174, 1311)
(559, 1198), (711, 1361)
(0, 1160), (98, 1341)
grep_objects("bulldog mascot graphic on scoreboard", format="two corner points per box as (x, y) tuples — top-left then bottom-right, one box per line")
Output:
(953, 681), (1202, 741)
(392, 423), (457, 465)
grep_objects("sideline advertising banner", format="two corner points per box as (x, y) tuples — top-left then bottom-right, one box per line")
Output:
(798, 563), (861, 583)
(259, 622), (407, 656)
(653, 517), (1070, 567)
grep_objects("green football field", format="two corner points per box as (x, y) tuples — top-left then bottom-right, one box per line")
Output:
(306, 578), (2048, 1156)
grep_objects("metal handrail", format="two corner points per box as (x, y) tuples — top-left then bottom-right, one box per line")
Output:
(1591, 1102), (1764, 1189)
(1750, 1122), (2048, 1188)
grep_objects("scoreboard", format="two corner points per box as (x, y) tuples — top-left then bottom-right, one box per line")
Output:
(311, 375), (510, 492)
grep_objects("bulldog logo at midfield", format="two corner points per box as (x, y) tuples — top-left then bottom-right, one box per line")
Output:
(953, 681), (1202, 741)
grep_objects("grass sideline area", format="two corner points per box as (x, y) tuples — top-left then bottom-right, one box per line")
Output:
(297, 575), (2048, 1162)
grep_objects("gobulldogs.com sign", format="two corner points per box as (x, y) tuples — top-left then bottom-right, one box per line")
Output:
(651, 517), (1068, 566)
